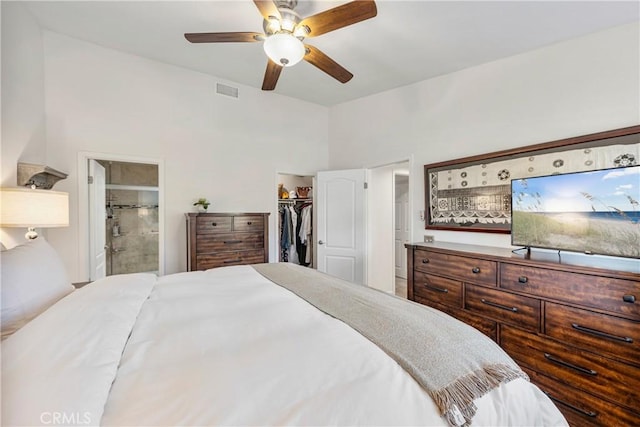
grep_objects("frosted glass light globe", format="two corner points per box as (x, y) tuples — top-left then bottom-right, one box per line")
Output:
(263, 33), (305, 67)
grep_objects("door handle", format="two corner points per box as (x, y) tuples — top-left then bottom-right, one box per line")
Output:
(318, 240), (325, 245)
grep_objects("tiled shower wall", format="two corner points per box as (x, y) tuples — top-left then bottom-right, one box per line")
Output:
(102, 161), (159, 275)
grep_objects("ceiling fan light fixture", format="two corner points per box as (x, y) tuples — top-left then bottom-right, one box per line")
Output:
(265, 16), (281, 34)
(263, 32), (305, 67)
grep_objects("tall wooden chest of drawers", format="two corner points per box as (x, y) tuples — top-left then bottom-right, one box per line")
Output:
(186, 212), (269, 271)
(406, 241), (639, 427)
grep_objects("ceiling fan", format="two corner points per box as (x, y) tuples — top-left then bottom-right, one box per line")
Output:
(184, 0), (377, 91)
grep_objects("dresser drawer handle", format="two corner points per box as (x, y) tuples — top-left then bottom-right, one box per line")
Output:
(421, 258), (430, 264)
(223, 259), (242, 264)
(481, 298), (517, 312)
(571, 323), (633, 343)
(471, 267), (481, 274)
(543, 353), (597, 376)
(247, 221), (253, 225)
(623, 294), (636, 303)
(542, 391), (597, 418)
(211, 222), (217, 227)
(517, 276), (528, 284)
(424, 284), (449, 293)
(223, 240), (242, 244)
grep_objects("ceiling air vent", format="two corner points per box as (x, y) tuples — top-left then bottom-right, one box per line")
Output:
(216, 83), (239, 99)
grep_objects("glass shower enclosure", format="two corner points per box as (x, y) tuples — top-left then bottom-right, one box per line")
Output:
(102, 161), (159, 275)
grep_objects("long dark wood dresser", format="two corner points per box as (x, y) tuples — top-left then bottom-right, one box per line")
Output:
(186, 212), (269, 271)
(405, 241), (639, 427)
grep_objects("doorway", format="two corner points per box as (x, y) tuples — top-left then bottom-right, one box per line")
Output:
(367, 160), (411, 296)
(394, 172), (410, 297)
(78, 152), (164, 281)
(101, 161), (159, 276)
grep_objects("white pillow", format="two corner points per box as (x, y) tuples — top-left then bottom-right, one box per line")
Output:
(1, 238), (74, 339)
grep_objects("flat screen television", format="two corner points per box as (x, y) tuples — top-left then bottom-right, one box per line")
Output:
(511, 165), (640, 259)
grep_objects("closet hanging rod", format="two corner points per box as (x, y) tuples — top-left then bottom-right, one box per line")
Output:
(278, 198), (312, 204)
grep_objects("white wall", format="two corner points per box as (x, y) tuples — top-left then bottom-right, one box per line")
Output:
(0, 2), (48, 246)
(328, 22), (640, 250)
(38, 32), (329, 280)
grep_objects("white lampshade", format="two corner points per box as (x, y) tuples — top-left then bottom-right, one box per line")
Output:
(1, 187), (69, 239)
(263, 32), (305, 67)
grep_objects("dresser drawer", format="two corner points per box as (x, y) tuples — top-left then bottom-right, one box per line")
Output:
(233, 215), (265, 232)
(196, 216), (232, 234)
(545, 302), (640, 366)
(414, 249), (497, 286)
(501, 325), (640, 411)
(420, 300), (498, 341)
(196, 232), (265, 253)
(412, 272), (462, 308)
(500, 264), (639, 320)
(524, 368), (640, 427)
(465, 285), (540, 332)
(450, 307), (497, 341)
(196, 250), (265, 270)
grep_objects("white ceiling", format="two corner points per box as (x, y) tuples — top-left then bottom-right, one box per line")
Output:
(24, 1), (639, 106)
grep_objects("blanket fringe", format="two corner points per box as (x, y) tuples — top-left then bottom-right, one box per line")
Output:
(433, 364), (529, 426)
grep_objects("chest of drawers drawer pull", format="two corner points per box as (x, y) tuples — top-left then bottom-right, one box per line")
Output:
(543, 353), (597, 376)
(571, 323), (633, 343)
(211, 222), (217, 226)
(223, 259), (242, 264)
(481, 298), (518, 312)
(542, 391), (598, 418)
(518, 276), (528, 284)
(223, 240), (242, 244)
(247, 221), (252, 225)
(471, 267), (481, 274)
(623, 294), (636, 303)
(424, 284), (449, 293)
(421, 258), (430, 264)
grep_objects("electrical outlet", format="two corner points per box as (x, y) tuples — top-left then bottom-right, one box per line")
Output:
(424, 235), (434, 243)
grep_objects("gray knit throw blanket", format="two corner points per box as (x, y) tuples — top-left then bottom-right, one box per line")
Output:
(253, 263), (528, 426)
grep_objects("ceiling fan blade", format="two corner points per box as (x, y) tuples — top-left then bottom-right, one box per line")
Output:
(303, 45), (353, 83)
(184, 32), (264, 43)
(299, 1), (377, 37)
(262, 59), (283, 90)
(253, 0), (281, 21)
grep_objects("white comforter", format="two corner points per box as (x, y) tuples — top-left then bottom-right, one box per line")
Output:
(2, 266), (567, 426)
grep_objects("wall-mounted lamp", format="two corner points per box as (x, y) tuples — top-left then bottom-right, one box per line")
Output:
(0, 187), (69, 240)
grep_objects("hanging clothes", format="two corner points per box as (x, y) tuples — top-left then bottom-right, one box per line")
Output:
(281, 206), (291, 250)
(280, 200), (312, 266)
(288, 205), (298, 264)
(293, 202), (312, 266)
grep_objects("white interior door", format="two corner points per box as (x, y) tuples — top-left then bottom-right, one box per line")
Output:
(89, 160), (106, 280)
(395, 175), (409, 279)
(316, 169), (366, 284)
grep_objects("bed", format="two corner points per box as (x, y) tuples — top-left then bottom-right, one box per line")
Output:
(1, 239), (567, 426)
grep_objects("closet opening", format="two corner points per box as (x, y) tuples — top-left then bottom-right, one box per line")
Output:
(276, 173), (314, 268)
